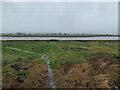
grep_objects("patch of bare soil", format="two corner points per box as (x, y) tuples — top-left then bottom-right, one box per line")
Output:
(55, 57), (120, 88)
(0, 67), (2, 89)
(2, 64), (48, 88)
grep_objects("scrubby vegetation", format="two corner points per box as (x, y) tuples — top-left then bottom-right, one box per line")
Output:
(2, 41), (119, 88)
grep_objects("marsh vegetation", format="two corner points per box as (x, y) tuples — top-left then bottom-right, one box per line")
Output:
(2, 41), (120, 88)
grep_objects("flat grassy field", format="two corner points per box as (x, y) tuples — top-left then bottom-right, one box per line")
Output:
(2, 41), (120, 88)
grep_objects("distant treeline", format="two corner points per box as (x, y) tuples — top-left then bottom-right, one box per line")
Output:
(1, 33), (119, 37)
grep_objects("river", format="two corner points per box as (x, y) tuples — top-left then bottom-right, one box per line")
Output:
(0, 37), (119, 41)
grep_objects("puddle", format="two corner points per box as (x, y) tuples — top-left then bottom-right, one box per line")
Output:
(63, 47), (87, 51)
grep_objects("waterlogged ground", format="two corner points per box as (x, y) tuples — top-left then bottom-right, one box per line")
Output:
(2, 41), (120, 88)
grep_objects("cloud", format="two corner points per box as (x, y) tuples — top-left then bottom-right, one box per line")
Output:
(2, 0), (119, 2)
(2, 2), (118, 34)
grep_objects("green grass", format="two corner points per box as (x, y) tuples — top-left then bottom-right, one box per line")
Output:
(2, 48), (39, 66)
(2, 41), (119, 69)
(1, 40), (119, 88)
(50, 60), (60, 69)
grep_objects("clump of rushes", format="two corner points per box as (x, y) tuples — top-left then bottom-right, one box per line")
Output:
(30, 58), (46, 65)
(50, 60), (60, 69)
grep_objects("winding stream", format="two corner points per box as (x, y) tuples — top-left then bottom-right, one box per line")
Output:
(42, 55), (56, 88)
(5, 47), (56, 88)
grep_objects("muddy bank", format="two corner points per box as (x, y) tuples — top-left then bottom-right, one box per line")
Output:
(3, 47), (56, 88)
(2, 64), (48, 88)
(2, 40), (120, 42)
(54, 57), (120, 88)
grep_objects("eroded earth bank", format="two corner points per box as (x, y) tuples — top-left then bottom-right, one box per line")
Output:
(54, 56), (120, 88)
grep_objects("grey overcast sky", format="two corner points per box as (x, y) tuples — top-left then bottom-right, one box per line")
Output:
(2, 2), (118, 34)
